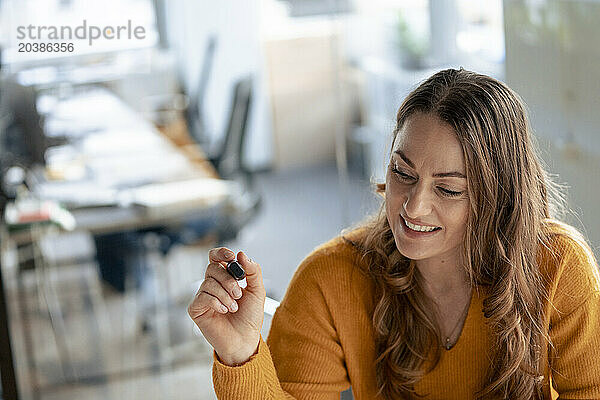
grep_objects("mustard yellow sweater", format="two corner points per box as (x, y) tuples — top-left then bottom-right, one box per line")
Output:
(212, 224), (600, 399)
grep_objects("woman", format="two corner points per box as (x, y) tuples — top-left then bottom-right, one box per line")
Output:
(188, 68), (600, 399)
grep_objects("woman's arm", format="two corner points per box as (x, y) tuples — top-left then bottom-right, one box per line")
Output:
(212, 251), (351, 399)
(548, 234), (600, 398)
(550, 291), (600, 398)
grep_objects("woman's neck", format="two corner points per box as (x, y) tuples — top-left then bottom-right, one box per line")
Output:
(415, 256), (471, 299)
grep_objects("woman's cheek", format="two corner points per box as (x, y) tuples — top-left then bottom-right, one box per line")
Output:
(445, 204), (469, 233)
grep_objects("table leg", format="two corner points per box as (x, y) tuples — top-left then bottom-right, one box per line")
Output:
(0, 255), (21, 400)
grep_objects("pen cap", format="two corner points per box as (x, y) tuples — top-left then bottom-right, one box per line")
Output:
(227, 260), (246, 280)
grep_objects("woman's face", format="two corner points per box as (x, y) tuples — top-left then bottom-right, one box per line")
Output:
(385, 112), (469, 263)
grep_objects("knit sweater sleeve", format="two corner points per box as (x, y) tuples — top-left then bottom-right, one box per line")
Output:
(548, 234), (600, 398)
(212, 247), (351, 399)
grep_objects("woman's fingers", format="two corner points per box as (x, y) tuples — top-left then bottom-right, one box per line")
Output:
(205, 262), (243, 300)
(237, 251), (265, 294)
(200, 277), (239, 312)
(188, 257), (246, 320)
(208, 247), (235, 264)
(188, 291), (229, 319)
(201, 247), (265, 303)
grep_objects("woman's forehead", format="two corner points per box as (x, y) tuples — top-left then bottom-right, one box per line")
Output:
(392, 114), (465, 168)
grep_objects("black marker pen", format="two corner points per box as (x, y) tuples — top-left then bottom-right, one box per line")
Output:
(227, 258), (281, 316)
(227, 260), (246, 281)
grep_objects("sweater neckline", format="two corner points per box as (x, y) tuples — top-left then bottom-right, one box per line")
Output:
(443, 287), (477, 352)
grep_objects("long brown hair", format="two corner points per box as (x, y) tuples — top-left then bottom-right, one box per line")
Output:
(347, 68), (566, 399)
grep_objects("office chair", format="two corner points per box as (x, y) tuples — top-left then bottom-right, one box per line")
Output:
(208, 76), (262, 242)
(178, 36), (261, 239)
(184, 35), (217, 147)
(210, 76), (254, 183)
(137, 76), (261, 295)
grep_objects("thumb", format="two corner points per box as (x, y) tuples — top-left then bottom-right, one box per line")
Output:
(237, 251), (264, 292)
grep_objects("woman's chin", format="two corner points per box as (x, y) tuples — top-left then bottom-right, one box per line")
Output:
(393, 237), (431, 260)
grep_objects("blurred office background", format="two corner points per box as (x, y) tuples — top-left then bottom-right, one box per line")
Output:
(0, 0), (598, 399)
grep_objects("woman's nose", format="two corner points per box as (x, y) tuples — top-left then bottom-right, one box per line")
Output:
(403, 184), (433, 218)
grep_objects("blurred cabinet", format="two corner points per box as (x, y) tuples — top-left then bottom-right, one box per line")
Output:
(264, 22), (358, 170)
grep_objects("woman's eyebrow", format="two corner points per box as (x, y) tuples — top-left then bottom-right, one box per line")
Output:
(393, 150), (414, 168)
(432, 171), (466, 179)
(393, 150), (466, 179)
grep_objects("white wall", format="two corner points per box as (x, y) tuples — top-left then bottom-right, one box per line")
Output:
(163, 0), (273, 170)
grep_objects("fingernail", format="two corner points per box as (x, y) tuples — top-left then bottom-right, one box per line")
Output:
(230, 301), (238, 312)
(220, 305), (228, 313)
(233, 287), (242, 299)
(224, 249), (234, 258)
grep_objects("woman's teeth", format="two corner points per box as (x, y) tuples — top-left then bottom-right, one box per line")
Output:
(404, 219), (439, 232)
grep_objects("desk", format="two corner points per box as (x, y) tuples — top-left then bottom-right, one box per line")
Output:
(8, 88), (235, 240)
(0, 88), (234, 399)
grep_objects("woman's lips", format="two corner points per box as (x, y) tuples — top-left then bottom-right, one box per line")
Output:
(400, 216), (442, 238)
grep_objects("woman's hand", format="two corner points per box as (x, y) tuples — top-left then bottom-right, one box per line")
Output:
(187, 248), (266, 366)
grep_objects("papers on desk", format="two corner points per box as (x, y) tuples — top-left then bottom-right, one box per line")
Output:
(118, 178), (233, 218)
(79, 129), (196, 186)
(42, 90), (151, 138)
(45, 131), (196, 188)
(87, 152), (193, 189)
(47, 90), (142, 128)
(33, 181), (119, 208)
(35, 88), (231, 220)
(34, 177), (233, 218)
(43, 92), (203, 188)
(80, 130), (167, 156)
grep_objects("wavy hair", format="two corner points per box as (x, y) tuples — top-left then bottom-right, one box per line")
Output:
(346, 68), (566, 399)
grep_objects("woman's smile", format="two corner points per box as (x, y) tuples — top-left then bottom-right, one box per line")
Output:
(400, 215), (442, 239)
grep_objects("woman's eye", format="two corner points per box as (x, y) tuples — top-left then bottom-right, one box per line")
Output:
(391, 167), (415, 181)
(391, 165), (463, 197)
(438, 187), (463, 197)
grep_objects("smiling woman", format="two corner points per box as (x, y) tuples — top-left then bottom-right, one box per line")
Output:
(385, 113), (469, 265)
(190, 68), (600, 400)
